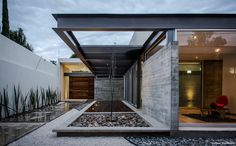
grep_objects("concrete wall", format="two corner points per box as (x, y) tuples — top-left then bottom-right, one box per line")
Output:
(0, 34), (59, 117)
(95, 78), (124, 100)
(223, 54), (236, 114)
(141, 42), (179, 129)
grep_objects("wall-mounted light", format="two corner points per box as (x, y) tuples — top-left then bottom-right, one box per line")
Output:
(187, 70), (192, 74)
(229, 67), (236, 75)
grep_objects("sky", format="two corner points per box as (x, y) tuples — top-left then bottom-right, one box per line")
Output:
(1, 0), (236, 61)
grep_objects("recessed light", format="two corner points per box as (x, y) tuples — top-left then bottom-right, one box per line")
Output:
(195, 56), (199, 59)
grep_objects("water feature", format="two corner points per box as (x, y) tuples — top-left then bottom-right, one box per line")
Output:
(0, 101), (86, 146)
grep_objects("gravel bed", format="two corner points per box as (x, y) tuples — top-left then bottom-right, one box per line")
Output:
(125, 136), (236, 146)
(70, 113), (150, 127)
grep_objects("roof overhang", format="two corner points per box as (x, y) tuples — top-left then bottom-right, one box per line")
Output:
(53, 13), (236, 30)
(53, 13), (236, 77)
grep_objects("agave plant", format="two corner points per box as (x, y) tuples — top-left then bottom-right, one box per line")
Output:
(3, 88), (10, 117)
(21, 93), (28, 113)
(35, 88), (40, 109)
(40, 88), (45, 107)
(29, 88), (36, 110)
(13, 84), (22, 115)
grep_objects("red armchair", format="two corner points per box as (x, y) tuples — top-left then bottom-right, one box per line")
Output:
(215, 95), (228, 109)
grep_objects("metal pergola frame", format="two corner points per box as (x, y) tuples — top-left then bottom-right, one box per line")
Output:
(53, 13), (236, 77)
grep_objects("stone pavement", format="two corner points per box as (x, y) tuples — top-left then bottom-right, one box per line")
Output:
(9, 109), (133, 146)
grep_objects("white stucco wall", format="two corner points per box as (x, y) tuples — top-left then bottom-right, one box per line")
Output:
(0, 34), (59, 116)
(223, 54), (236, 114)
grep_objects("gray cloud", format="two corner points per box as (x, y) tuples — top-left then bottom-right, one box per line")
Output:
(1, 0), (236, 60)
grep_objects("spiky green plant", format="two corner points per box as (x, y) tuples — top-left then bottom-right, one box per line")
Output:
(45, 88), (49, 106)
(29, 88), (36, 110)
(3, 88), (9, 117)
(35, 88), (39, 109)
(46, 87), (52, 105)
(53, 90), (57, 104)
(13, 84), (22, 115)
(0, 91), (2, 119)
(21, 93), (28, 113)
(40, 88), (45, 107)
(55, 90), (58, 104)
(56, 89), (61, 103)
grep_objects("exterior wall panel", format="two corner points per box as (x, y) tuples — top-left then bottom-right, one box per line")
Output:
(94, 78), (124, 101)
(141, 42), (179, 129)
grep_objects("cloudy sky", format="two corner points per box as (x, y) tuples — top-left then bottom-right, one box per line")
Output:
(1, 0), (236, 61)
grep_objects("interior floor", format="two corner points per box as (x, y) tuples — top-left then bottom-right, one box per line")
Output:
(179, 107), (236, 123)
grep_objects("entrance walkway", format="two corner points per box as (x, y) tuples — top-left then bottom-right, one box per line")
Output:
(9, 109), (133, 146)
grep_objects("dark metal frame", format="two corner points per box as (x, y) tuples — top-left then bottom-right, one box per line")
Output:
(53, 13), (236, 77)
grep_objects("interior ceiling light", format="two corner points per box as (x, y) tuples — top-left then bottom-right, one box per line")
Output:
(193, 35), (197, 40)
(214, 48), (221, 53)
(195, 56), (199, 59)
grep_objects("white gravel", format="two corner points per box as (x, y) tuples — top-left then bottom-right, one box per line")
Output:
(9, 109), (133, 146)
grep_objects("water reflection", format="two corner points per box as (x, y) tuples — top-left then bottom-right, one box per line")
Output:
(188, 31), (227, 46)
(0, 101), (86, 146)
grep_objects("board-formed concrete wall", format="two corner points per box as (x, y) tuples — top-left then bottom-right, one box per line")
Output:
(141, 42), (179, 129)
(95, 78), (124, 100)
(0, 34), (59, 117)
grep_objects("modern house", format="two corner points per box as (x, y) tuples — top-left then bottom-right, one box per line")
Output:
(53, 13), (236, 133)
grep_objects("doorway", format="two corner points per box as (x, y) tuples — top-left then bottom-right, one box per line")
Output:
(179, 62), (202, 108)
(69, 76), (94, 99)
